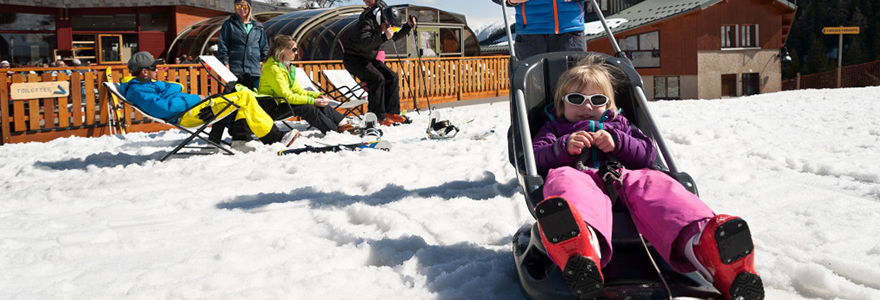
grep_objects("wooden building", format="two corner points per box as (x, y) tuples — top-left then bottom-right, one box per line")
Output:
(586, 0), (796, 100)
(0, 0), (292, 67)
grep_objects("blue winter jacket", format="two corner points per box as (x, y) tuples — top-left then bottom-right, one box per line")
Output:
(120, 78), (201, 122)
(217, 14), (269, 77)
(492, 0), (586, 35)
(532, 109), (656, 175)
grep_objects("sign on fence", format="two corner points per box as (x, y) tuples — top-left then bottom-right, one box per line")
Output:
(9, 81), (71, 100)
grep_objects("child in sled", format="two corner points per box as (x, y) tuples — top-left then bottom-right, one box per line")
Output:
(531, 54), (763, 300)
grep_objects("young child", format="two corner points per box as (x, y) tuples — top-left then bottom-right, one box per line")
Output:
(531, 54), (763, 300)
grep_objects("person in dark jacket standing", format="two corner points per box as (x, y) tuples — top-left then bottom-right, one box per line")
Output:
(343, 0), (416, 126)
(492, 0), (588, 60)
(217, 0), (268, 89)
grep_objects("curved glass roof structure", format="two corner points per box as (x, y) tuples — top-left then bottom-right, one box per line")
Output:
(168, 5), (481, 61)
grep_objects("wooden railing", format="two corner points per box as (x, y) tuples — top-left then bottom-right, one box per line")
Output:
(1, 56), (509, 145)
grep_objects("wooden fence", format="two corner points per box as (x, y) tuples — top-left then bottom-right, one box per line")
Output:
(1, 56), (509, 145)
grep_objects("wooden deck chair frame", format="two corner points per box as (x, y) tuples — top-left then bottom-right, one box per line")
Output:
(320, 69), (369, 119)
(103, 81), (239, 162)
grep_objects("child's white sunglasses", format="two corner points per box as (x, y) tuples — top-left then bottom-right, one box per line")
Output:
(563, 93), (609, 107)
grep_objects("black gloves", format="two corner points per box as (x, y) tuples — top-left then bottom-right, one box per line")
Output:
(198, 107), (215, 122)
(224, 81), (238, 94)
(376, 0), (387, 10)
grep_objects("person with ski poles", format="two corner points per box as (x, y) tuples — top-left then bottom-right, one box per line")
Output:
(342, 0), (416, 126)
(531, 54), (763, 300)
(258, 35), (358, 135)
(120, 52), (299, 149)
(492, 0), (588, 60)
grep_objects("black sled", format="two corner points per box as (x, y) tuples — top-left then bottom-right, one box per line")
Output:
(502, 1), (722, 299)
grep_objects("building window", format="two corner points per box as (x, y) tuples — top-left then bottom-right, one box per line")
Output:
(654, 76), (680, 100)
(139, 12), (169, 32)
(72, 14), (137, 31)
(722, 24), (758, 48)
(0, 13), (56, 31)
(740, 24), (758, 48)
(742, 73), (760, 96)
(721, 74), (737, 97)
(621, 31), (660, 68)
(721, 25), (736, 48)
(0, 12), (57, 65)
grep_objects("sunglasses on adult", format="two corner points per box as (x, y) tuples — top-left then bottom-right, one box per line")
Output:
(563, 93), (609, 107)
(235, 4), (250, 10)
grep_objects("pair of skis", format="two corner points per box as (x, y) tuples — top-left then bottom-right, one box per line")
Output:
(277, 140), (391, 156)
(277, 112), (391, 156)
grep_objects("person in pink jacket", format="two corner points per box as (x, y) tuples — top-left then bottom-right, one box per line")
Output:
(531, 54), (763, 300)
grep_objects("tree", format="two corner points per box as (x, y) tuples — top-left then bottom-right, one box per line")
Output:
(297, 0), (351, 9)
(805, 37), (832, 74)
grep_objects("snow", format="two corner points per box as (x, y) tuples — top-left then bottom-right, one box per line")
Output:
(3, 87), (880, 299)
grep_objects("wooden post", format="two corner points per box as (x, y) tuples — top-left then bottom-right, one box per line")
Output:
(837, 33), (843, 88)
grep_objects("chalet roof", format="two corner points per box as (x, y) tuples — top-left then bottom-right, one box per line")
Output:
(585, 0), (796, 41)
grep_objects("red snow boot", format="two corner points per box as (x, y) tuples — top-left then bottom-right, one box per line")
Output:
(535, 196), (603, 299)
(688, 214), (764, 300)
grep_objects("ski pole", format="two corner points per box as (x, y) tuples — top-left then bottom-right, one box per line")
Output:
(411, 23), (433, 112)
(389, 32), (419, 114)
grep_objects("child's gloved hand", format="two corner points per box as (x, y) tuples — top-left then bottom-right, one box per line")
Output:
(198, 107), (215, 122)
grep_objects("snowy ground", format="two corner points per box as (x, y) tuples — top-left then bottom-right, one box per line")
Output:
(2, 87), (880, 299)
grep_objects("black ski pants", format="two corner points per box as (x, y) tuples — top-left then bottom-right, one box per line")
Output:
(291, 104), (345, 134)
(342, 54), (401, 120)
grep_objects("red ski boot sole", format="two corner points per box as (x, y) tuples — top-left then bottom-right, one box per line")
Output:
(535, 197), (603, 299)
(712, 217), (764, 300)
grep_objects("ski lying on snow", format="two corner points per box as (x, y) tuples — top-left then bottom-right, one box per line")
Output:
(277, 140), (392, 156)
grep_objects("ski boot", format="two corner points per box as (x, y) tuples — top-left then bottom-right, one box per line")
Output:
(686, 214), (764, 300)
(535, 196), (603, 299)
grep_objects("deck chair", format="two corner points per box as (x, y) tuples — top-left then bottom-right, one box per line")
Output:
(198, 55), (296, 131)
(103, 80), (239, 162)
(507, 51), (715, 300)
(320, 69), (369, 118)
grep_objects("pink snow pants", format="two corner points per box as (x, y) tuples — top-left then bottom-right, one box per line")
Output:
(543, 166), (715, 273)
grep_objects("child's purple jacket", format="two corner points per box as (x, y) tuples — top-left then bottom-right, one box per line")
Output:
(532, 109), (657, 174)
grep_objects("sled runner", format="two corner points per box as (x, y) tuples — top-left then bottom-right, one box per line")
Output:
(503, 1), (720, 299)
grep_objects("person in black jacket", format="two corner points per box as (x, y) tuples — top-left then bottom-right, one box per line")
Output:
(343, 0), (416, 126)
(217, 0), (268, 90)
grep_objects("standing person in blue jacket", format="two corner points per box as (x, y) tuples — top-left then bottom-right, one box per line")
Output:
(217, 0), (268, 90)
(215, 0), (269, 145)
(492, 0), (588, 60)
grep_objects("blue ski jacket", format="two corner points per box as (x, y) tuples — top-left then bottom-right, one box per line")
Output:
(120, 78), (201, 122)
(492, 0), (586, 35)
(217, 14), (269, 78)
